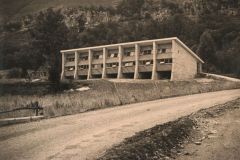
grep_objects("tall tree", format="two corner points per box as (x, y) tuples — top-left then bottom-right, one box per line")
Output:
(117, 0), (145, 18)
(14, 46), (44, 77)
(30, 8), (69, 83)
(197, 30), (217, 72)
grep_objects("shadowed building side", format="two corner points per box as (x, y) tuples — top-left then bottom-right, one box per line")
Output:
(60, 37), (204, 81)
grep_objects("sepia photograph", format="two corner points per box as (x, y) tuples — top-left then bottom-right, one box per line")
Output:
(0, 0), (240, 159)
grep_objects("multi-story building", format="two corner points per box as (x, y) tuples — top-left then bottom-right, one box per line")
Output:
(60, 37), (204, 81)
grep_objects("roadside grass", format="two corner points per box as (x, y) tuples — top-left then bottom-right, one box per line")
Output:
(0, 79), (121, 118)
(0, 78), (239, 118)
(116, 79), (240, 104)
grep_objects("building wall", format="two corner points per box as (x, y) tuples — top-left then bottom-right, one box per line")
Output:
(61, 38), (203, 81)
(171, 40), (198, 80)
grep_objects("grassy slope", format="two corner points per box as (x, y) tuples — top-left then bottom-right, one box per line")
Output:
(0, 0), (120, 23)
(0, 79), (239, 118)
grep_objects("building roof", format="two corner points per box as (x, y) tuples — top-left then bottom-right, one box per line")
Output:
(61, 37), (204, 63)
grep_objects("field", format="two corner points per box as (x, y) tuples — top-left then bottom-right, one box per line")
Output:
(0, 78), (240, 119)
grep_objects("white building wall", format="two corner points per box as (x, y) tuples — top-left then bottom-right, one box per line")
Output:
(171, 40), (198, 80)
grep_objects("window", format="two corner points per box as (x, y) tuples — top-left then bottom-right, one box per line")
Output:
(93, 55), (99, 59)
(165, 59), (172, 64)
(92, 64), (102, 69)
(141, 50), (152, 55)
(65, 67), (75, 71)
(67, 57), (75, 62)
(93, 54), (103, 59)
(110, 53), (118, 58)
(158, 48), (171, 54)
(145, 61), (152, 65)
(159, 59), (172, 64)
(112, 63), (118, 67)
(124, 61), (135, 66)
(130, 52), (134, 56)
(160, 48), (166, 53)
(79, 56), (88, 61)
(124, 50), (134, 56)
(107, 63), (118, 68)
(79, 65), (89, 70)
(140, 60), (153, 65)
(92, 64), (97, 69)
(125, 51), (130, 56)
(159, 59), (165, 64)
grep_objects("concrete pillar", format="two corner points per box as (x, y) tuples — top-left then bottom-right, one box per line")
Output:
(170, 40), (176, 81)
(87, 49), (92, 80)
(152, 41), (157, 80)
(74, 51), (78, 80)
(134, 43), (139, 79)
(117, 45), (123, 79)
(60, 52), (65, 80)
(198, 63), (202, 73)
(102, 48), (107, 79)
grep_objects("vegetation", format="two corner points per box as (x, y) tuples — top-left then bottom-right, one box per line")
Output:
(30, 8), (69, 83)
(0, 0), (120, 23)
(0, 0), (240, 82)
(0, 79), (239, 118)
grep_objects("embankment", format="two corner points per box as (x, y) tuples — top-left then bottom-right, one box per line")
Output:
(0, 78), (239, 118)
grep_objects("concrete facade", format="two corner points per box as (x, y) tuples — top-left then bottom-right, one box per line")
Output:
(60, 37), (204, 81)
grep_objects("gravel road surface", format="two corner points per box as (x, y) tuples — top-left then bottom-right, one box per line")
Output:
(0, 89), (239, 160)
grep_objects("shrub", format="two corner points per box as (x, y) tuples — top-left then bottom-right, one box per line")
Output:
(6, 68), (22, 78)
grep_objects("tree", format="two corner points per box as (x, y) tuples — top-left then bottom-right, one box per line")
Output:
(161, 0), (183, 14)
(14, 46), (45, 77)
(30, 8), (69, 83)
(197, 30), (217, 72)
(117, 0), (145, 18)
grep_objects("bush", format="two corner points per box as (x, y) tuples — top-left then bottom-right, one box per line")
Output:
(6, 68), (22, 78)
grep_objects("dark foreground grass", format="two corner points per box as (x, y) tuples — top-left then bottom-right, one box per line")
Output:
(100, 117), (195, 160)
(99, 99), (240, 160)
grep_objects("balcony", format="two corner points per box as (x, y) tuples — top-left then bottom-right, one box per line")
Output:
(122, 56), (135, 62)
(92, 59), (103, 64)
(156, 64), (172, 71)
(122, 66), (135, 73)
(92, 68), (103, 75)
(106, 67), (118, 74)
(139, 65), (153, 72)
(65, 70), (74, 77)
(78, 69), (88, 75)
(156, 53), (172, 59)
(139, 54), (153, 61)
(79, 60), (89, 65)
(65, 61), (75, 67)
(106, 57), (118, 63)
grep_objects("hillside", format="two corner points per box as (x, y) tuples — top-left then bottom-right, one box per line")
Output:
(0, 0), (120, 23)
(0, 0), (240, 79)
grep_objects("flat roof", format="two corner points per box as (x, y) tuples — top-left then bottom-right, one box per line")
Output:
(61, 37), (204, 63)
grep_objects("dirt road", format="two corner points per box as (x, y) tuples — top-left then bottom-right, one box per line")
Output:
(0, 89), (240, 160)
(176, 101), (240, 160)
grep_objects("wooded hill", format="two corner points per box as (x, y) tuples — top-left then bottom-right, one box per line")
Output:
(0, 0), (240, 81)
